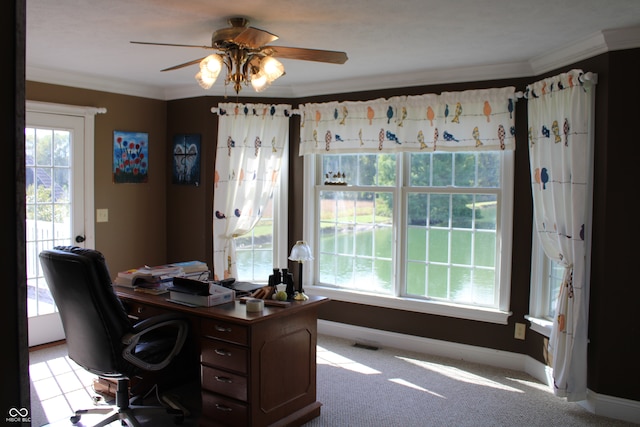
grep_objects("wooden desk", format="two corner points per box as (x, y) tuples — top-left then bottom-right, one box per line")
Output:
(116, 287), (328, 427)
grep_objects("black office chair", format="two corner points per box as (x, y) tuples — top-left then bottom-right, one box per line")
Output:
(39, 246), (189, 427)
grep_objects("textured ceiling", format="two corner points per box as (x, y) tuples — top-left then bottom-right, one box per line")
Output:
(26, 0), (640, 100)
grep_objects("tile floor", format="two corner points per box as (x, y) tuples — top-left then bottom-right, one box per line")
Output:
(29, 343), (113, 426)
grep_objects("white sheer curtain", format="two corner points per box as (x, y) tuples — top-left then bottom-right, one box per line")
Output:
(212, 103), (291, 281)
(527, 69), (596, 401)
(299, 87), (517, 154)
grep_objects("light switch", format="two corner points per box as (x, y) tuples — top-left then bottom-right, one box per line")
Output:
(96, 209), (109, 223)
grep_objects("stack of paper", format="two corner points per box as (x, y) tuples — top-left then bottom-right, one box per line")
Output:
(167, 260), (210, 280)
(113, 265), (185, 288)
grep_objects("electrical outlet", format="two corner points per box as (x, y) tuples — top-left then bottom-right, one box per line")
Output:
(96, 209), (109, 223)
(514, 322), (526, 340)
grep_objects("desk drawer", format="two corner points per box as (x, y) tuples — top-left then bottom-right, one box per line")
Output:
(201, 391), (248, 426)
(201, 339), (248, 374)
(201, 366), (247, 402)
(124, 301), (166, 321)
(201, 319), (248, 345)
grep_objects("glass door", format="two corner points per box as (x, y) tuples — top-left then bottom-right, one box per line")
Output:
(25, 110), (86, 346)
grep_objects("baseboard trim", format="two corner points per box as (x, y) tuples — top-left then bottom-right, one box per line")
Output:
(318, 320), (640, 424)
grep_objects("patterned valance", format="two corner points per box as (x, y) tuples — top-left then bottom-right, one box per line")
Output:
(299, 87), (517, 155)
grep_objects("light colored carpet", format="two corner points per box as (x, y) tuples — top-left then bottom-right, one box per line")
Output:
(307, 335), (635, 427)
(30, 334), (635, 426)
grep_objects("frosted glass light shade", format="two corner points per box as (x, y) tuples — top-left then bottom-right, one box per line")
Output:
(195, 71), (215, 89)
(251, 71), (270, 92)
(195, 54), (223, 89)
(200, 54), (223, 75)
(260, 57), (285, 82)
(289, 240), (314, 262)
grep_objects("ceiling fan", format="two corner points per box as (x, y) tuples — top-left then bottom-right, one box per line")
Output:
(131, 17), (348, 94)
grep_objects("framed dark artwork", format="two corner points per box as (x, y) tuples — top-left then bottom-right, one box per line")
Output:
(172, 134), (201, 186)
(113, 131), (148, 183)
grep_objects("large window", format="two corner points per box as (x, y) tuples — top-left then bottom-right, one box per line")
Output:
(304, 150), (514, 323)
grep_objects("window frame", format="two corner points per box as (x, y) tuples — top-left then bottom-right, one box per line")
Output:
(301, 150), (514, 325)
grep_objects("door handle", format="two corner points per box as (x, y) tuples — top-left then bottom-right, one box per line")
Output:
(75, 235), (86, 243)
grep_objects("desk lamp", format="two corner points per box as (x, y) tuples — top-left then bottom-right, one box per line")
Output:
(288, 241), (313, 301)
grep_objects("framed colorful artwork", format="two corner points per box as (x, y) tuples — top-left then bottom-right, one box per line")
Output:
(172, 134), (201, 186)
(113, 131), (148, 183)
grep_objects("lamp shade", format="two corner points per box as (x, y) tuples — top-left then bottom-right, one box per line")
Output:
(288, 240), (313, 262)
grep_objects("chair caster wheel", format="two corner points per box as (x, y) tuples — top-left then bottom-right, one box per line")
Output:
(70, 415), (81, 424)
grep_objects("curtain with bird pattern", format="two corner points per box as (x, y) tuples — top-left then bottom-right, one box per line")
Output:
(299, 87), (517, 155)
(527, 69), (596, 402)
(212, 103), (291, 281)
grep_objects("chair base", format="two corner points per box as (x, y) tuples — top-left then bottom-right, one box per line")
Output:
(71, 404), (183, 427)
(72, 377), (184, 426)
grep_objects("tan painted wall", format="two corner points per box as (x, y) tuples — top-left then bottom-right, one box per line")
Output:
(26, 82), (168, 277)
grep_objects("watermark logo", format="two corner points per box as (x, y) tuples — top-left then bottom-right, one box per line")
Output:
(6, 407), (30, 423)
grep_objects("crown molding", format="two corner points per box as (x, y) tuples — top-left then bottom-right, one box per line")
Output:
(26, 66), (167, 100)
(27, 27), (640, 101)
(603, 26), (640, 51)
(529, 26), (640, 75)
(288, 61), (533, 99)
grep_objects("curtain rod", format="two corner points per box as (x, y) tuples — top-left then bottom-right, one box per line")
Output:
(517, 71), (597, 99)
(210, 107), (301, 115)
(210, 73), (597, 109)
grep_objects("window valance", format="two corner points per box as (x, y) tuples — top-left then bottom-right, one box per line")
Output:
(299, 87), (517, 155)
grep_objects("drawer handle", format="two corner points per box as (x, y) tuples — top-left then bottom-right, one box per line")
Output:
(137, 307), (144, 314)
(215, 375), (232, 383)
(214, 349), (232, 357)
(214, 325), (232, 333)
(215, 403), (233, 412)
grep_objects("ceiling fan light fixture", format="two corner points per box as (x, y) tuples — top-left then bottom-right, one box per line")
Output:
(136, 17), (347, 94)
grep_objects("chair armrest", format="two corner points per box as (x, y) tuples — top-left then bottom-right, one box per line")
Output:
(121, 314), (188, 371)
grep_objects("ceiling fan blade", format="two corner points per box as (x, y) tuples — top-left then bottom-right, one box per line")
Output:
(131, 41), (212, 49)
(161, 57), (207, 72)
(233, 27), (279, 49)
(267, 46), (348, 64)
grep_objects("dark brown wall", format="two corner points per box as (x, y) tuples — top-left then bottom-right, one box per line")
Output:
(25, 83), (168, 277)
(21, 48), (640, 403)
(166, 97), (218, 265)
(585, 49), (640, 399)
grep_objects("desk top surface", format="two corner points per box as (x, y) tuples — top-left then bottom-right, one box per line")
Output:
(116, 286), (328, 324)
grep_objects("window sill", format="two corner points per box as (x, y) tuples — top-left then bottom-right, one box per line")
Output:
(525, 315), (553, 337)
(305, 285), (512, 325)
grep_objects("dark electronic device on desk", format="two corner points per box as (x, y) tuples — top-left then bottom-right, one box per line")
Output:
(216, 277), (263, 296)
(169, 277), (210, 295)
